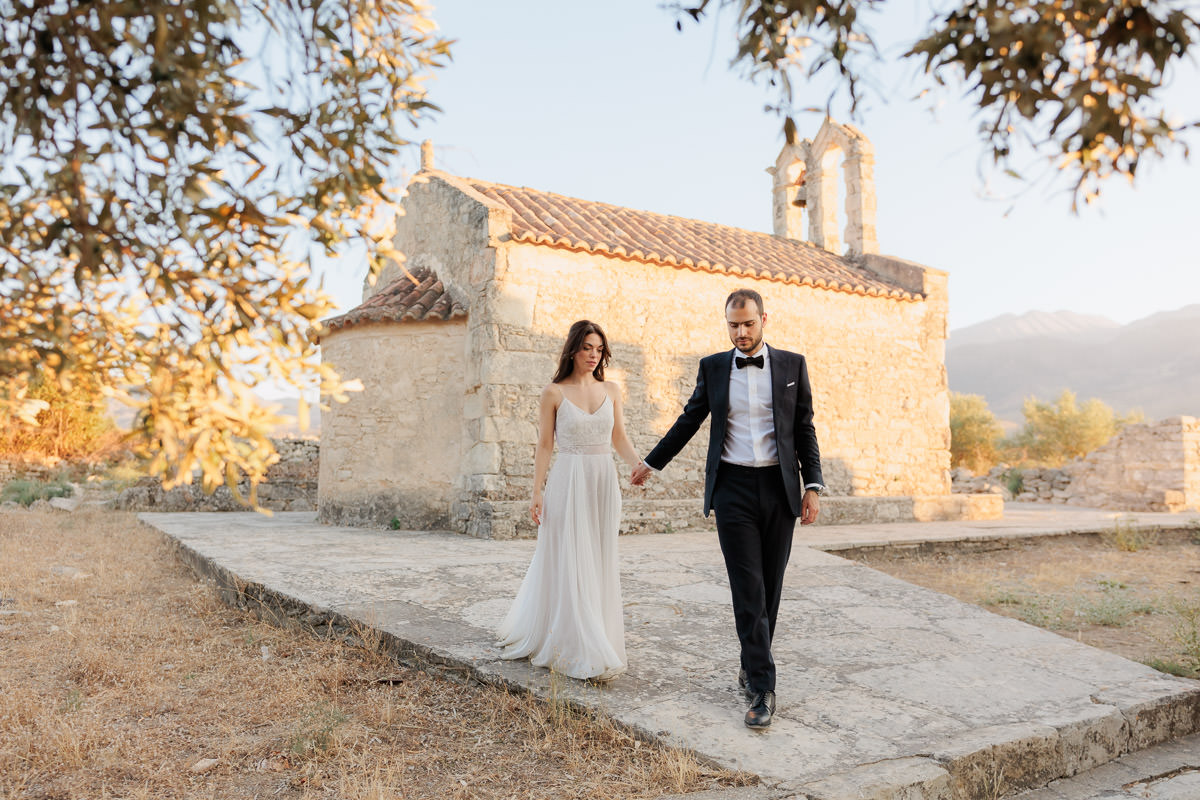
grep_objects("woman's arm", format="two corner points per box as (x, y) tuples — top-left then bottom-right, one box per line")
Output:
(530, 384), (558, 525)
(607, 382), (641, 471)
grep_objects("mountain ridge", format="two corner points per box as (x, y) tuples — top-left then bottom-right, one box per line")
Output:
(947, 305), (1200, 425)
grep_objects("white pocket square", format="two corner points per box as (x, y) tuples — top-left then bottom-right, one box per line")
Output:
(786, 381), (796, 387)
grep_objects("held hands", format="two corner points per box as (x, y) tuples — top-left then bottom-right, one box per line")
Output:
(800, 489), (820, 526)
(630, 462), (652, 486)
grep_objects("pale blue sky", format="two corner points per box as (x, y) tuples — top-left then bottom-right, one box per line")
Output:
(320, 0), (1200, 331)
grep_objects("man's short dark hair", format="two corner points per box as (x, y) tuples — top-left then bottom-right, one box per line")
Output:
(725, 288), (764, 316)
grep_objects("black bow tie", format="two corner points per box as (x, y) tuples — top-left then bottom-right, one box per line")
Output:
(735, 355), (764, 369)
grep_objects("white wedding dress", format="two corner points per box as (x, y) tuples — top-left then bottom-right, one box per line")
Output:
(496, 393), (627, 681)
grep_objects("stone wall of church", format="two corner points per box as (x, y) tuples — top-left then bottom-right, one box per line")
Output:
(319, 175), (953, 538)
(460, 242), (951, 539)
(368, 174), (508, 306)
(318, 319), (468, 528)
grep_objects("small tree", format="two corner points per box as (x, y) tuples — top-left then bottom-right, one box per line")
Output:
(1009, 390), (1141, 466)
(950, 392), (1003, 474)
(0, 369), (118, 462)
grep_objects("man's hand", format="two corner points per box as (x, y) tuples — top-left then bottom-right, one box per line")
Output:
(631, 462), (652, 486)
(800, 489), (820, 525)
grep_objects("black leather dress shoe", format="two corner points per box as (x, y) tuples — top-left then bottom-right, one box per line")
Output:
(745, 690), (776, 729)
(737, 668), (753, 700)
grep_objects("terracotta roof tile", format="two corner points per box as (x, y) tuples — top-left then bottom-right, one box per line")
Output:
(321, 267), (465, 334)
(468, 178), (919, 301)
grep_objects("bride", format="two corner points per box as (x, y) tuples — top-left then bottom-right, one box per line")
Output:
(496, 320), (641, 681)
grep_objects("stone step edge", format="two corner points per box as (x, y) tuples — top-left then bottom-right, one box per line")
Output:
(785, 688), (1200, 800)
(158, 528), (1200, 800)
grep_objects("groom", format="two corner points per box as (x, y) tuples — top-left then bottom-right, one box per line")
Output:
(631, 288), (824, 729)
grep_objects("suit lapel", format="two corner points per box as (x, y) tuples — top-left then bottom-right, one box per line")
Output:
(710, 349), (735, 443)
(716, 349), (734, 410)
(770, 346), (789, 437)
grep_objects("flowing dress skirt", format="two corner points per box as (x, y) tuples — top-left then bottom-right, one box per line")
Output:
(496, 451), (626, 680)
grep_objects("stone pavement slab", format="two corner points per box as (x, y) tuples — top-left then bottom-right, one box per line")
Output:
(142, 511), (1200, 799)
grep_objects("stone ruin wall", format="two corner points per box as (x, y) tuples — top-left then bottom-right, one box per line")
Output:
(1066, 416), (1199, 512)
(2, 440), (318, 512)
(953, 416), (1200, 513)
(0, 460), (59, 484)
(112, 437), (320, 512)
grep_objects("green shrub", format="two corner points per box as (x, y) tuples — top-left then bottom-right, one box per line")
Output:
(980, 586), (1067, 629)
(1003, 469), (1024, 496)
(1, 478), (74, 506)
(1074, 589), (1156, 627)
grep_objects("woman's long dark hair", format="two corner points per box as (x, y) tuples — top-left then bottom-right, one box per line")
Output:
(551, 320), (611, 383)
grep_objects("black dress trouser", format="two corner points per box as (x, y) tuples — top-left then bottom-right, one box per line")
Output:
(711, 462), (796, 694)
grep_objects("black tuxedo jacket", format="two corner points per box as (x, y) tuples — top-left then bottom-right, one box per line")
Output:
(644, 346), (823, 518)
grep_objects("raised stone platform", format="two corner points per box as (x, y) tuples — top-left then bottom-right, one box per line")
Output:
(143, 510), (1200, 799)
(626, 494), (1003, 538)
(823, 493), (1003, 524)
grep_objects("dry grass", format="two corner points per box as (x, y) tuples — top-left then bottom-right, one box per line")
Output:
(851, 531), (1200, 678)
(0, 508), (750, 799)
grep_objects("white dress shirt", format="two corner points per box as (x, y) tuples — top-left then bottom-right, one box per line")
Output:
(721, 344), (779, 467)
(642, 343), (825, 492)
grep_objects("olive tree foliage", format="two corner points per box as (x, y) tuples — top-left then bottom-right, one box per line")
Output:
(1011, 389), (1141, 464)
(678, 0), (1198, 208)
(0, 0), (450, 504)
(949, 391), (1003, 473)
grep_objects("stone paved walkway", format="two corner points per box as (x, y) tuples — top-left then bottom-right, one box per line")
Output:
(141, 505), (1200, 800)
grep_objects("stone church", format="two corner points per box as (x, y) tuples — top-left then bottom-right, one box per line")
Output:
(316, 119), (999, 538)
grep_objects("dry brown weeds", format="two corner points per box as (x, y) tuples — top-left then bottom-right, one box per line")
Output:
(851, 531), (1200, 677)
(0, 509), (749, 799)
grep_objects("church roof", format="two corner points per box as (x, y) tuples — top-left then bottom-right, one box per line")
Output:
(466, 177), (920, 301)
(321, 267), (465, 333)
(320, 172), (923, 336)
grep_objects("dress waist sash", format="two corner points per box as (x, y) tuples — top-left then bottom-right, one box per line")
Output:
(557, 444), (610, 455)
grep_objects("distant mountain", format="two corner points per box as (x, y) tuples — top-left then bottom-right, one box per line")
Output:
(949, 310), (1121, 347)
(947, 305), (1200, 425)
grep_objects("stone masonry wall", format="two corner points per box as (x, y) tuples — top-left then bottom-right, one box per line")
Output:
(463, 242), (950, 539)
(0, 461), (58, 484)
(952, 417), (1200, 512)
(320, 173), (951, 538)
(1065, 416), (1199, 512)
(319, 320), (467, 528)
(113, 438), (319, 512)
